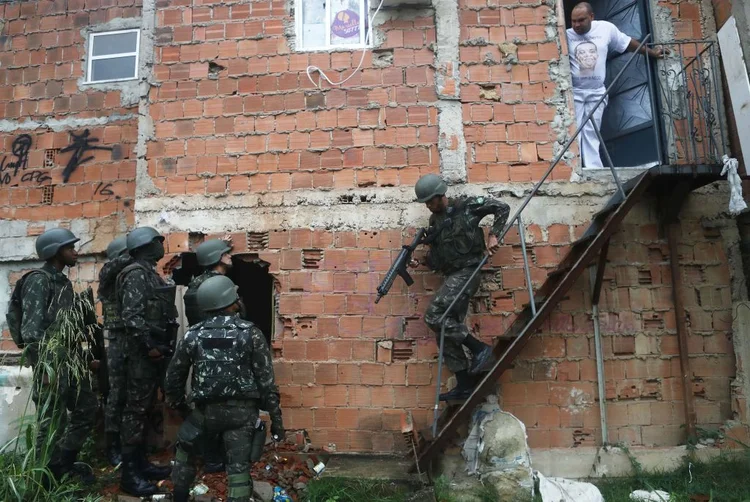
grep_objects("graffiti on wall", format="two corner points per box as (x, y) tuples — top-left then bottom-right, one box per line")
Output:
(61, 129), (114, 183)
(0, 135), (50, 185)
(0, 130), (120, 198)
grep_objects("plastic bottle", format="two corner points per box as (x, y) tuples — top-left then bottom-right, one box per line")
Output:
(273, 486), (293, 502)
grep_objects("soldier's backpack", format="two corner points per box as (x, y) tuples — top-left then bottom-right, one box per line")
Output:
(5, 269), (52, 349)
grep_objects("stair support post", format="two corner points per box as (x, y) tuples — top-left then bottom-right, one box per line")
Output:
(590, 238), (611, 445)
(662, 180), (698, 442)
(667, 222), (698, 442)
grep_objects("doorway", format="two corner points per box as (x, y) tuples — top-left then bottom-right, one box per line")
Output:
(564, 0), (662, 168)
(172, 252), (275, 345)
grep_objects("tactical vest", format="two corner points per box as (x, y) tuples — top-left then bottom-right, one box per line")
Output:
(99, 254), (133, 332)
(191, 316), (259, 403)
(116, 262), (178, 341)
(183, 271), (220, 327)
(429, 199), (485, 273)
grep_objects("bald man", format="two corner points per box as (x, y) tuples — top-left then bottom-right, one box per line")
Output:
(567, 2), (667, 168)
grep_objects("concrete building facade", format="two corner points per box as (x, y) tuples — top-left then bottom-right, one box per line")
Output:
(2, 0), (750, 455)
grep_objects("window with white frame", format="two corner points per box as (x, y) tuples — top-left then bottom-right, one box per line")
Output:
(296, 0), (370, 51)
(86, 29), (140, 84)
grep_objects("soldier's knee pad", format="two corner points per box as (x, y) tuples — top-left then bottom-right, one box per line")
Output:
(227, 472), (251, 499)
(175, 413), (203, 458)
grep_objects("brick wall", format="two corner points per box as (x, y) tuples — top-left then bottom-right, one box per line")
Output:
(147, 0), (440, 195)
(0, 0), (742, 454)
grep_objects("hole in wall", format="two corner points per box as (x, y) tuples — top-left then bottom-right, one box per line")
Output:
(173, 252), (276, 346)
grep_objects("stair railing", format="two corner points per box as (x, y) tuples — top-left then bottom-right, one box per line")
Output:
(431, 34), (653, 436)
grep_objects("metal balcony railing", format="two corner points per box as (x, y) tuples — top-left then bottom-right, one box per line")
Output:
(649, 41), (727, 166)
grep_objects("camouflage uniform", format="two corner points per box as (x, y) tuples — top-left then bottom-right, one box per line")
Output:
(99, 253), (132, 436)
(21, 263), (97, 461)
(165, 314), (283, 502)
(117, 260), (178, 452)
(183, 269), (225, 467)
(424, 196), (510, 372)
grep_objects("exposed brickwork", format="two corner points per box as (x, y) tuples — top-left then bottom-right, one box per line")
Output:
(0, 0), (742, 454)
(147, 1), (440, 195)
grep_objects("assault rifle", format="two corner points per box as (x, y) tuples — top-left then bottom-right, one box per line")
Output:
(375, 228), (427, 303)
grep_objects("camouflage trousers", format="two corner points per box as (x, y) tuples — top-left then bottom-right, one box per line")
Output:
(104, 332), (126, 434)
(120, 337), (168, 452)
(424, 266), (481, 373)
(173, 401), (258, 502)
(29, 349), (98, 463)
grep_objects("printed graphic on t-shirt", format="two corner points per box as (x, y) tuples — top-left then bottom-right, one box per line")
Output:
(574, 41), (599, 77)
(566, 21), (631, 92)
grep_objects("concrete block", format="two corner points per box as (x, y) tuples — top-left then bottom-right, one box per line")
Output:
(254, 480), (274, 502)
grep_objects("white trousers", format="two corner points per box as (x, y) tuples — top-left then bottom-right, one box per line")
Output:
(574, 90), (608, 168)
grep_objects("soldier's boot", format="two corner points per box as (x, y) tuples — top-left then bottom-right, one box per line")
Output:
(137, 447), (172, 480)
(106, 432), (123, 467)
(439, 371), (475, 401)
(203, 462), (225, 473)
(120, 451), (158, 497)
(51, 449), (96, 485)
(464, 335), (494, 375)
(173, 488), (190, 502)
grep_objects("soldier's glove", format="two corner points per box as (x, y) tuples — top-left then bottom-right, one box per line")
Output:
(144, 337), (172, 360)
(271, 422), (285, 442)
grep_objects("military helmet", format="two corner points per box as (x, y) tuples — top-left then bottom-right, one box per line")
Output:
(196, 239), (232, 267)
(126, 227), (164, 252)
(415, 174), (448, 203)
(197, 275), (239, 312)
(106, 236), (128, 260)
(36, 228), (80, 260)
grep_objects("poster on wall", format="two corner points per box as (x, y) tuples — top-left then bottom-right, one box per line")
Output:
(329, 0), (362, 46)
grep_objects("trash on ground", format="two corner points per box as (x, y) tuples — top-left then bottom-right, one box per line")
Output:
(630, 489), (672, 501)
(537, 471), (604, 502)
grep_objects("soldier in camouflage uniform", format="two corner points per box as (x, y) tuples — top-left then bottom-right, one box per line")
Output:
(116, 227), (176, 496)
(410, 174), (510, 400)
(21, 228), (98, 483)
(98, 235), (131, 466)
(182, 238), (234, 473)
(165, 275), (284, 502)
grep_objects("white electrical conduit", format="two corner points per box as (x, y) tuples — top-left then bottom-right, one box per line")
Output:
(306, 0), (387, 88)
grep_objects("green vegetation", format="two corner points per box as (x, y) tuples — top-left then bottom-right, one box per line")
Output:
(305, 477), (412, 502)
(0, 291), (102, 501)
(593, 453), (750, 502)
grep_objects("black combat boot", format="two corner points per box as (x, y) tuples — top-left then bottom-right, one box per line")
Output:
(137, 446), (172, 480)
(464, 335), (494, 375)
(120, 450), (158, 497)
(106, 432), (122, 467)
(203, 461), (225, 473)
(439, 370), (475, 401)
(51, 449), (96, 485)
(173, 488), (191, 502)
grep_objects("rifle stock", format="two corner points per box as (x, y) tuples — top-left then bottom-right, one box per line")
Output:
(375, 228), (426, 303)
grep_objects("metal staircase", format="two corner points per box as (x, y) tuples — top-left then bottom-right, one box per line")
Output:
(412, 36), (729, 472)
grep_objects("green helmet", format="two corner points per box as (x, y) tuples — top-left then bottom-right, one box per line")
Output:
(106, 236), (128, 260)
(197, 275), (239, 313)
(126, 227), (164, 252)
(196, 239), (232, 267)
(36, 228), (80, 260)
(415, 174), (448, 203)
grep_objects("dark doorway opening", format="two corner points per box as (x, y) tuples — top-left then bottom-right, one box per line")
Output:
(228, 255), (275, 346)
(563, 0), (662, 168)
(172, 252), (275, 346)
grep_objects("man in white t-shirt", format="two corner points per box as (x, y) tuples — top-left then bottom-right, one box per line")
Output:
(567, 2), (667, 168)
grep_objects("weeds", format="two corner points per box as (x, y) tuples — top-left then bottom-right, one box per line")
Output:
(0, 288), (102, 501)
(594, 450), (750, 502)
(305, 478), (410, 502)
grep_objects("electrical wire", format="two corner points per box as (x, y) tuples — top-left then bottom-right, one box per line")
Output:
(305, 0), (387, 88)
